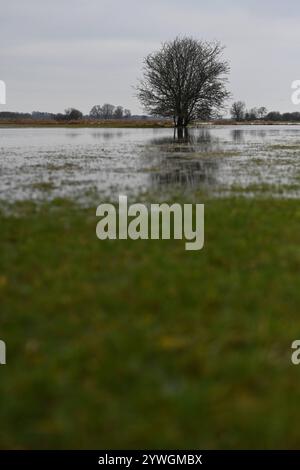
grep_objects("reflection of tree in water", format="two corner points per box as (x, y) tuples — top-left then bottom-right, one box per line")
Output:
(91, 131), (124, 140)
(66, 132), (81, 139)
(150, 128), (221, 153)
(231, 129), (245, 143)
(231, 128), (266, 143)
(150, 158), (219, 190)
(146, 129), (220, 190)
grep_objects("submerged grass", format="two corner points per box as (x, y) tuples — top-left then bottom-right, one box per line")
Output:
(189, 151), (241, 158)
(29, 181), (56, 192)
(267, 144), (300, 151)
(1, 196), (300, 448)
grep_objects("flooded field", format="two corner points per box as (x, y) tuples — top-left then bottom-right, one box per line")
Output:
(1, 125), (300, 202)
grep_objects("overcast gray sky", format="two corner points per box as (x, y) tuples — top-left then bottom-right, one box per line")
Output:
(1, 0), (300, 115)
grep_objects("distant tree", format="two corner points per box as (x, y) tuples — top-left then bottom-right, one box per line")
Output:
(32, 111), (55, 120)
(291, 112), (300, 121)
(89, 105), (103, 119)
(123, 109), (131, 118)
(230, 101), (246, 121)
(257, 106), (267, 120)
(266, 111), (281, 121)
(90, 104), (130, 119)
(281, 112), (300, 121)
(137, 36), (230, 127)
(65, 108), (83, 120)
(101, 103), (115, 119)
(113, 106), (124, 119)
(55, 113), (67, 121)
(0, 111), (32, 120)
(245, 108), (259, 121)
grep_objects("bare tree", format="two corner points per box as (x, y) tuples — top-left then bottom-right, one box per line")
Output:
(136, 37), (230, 127)
(101, 103), (115, 119)
(230, 101), (246, 121)
(90, 104), (131, 120)
(257, 106), (267, 120)
(89, 105), (102, 119)
(124, 109), (131, 118)
(114, 106), (124, 119)
(245, 107), (259, 121)
(65, 108), (83, 120)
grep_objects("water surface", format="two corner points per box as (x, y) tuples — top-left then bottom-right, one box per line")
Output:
(1, 125), (300, 202)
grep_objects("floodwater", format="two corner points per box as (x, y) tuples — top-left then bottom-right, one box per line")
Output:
(1, 125), (300, 202)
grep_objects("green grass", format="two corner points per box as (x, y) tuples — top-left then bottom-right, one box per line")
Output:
(228, 182), (300, 195)
(1, 197), (300, 449)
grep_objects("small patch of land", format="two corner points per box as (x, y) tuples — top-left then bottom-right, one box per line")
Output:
(0, 119), (174, 128)
(1, 119), (300, 128)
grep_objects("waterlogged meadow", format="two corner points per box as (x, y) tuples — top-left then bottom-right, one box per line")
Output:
(1, 125), (300, 203)
(1, 125), (300, 449)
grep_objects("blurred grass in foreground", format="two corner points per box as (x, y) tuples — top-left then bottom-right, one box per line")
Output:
(0, 197), (300, 449)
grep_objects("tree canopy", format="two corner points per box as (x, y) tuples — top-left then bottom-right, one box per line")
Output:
(137, 37), (230, 127)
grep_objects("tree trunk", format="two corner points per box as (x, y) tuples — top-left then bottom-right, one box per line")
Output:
(176, 116), (184, 127)
(177, 126), (184, 139)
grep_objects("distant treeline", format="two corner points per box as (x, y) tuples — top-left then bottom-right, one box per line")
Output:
(230, 101), (300, 122)
(0, 104), (134, 121)
(262, 111), (300, 121)
(2, 102), (300, 123)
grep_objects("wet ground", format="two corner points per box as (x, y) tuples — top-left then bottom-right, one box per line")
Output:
(1, 125), (300, 202)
